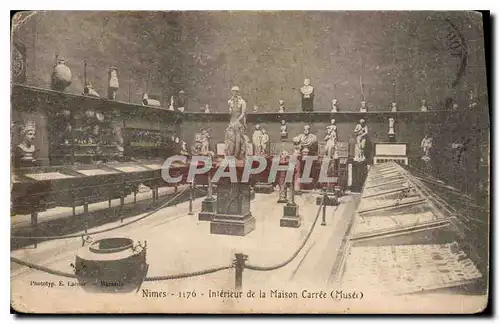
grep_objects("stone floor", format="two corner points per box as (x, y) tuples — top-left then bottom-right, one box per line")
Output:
(10, 190), (487, 314)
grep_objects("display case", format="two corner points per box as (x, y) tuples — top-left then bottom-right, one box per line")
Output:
(333, 161), (487, 295)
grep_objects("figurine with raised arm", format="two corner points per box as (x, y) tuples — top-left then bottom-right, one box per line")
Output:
(300, 79), (314, 112)
(225, 86), (247, 159)
(353, 119), (368, 162)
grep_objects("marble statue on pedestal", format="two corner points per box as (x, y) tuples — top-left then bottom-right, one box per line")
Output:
(225, 86), (247, 159)
(15, 119), (37, 168)
(180, 140), (189, 156)
(280, 120), (288, 140)
(353, 119), (368, 162)
(324, 119), (338, 159)
(421, 134), (433, 162)
(296, 125), (318, 155)
(300, 79), (314, 112)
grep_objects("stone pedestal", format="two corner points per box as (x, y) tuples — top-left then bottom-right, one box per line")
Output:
(280, 202), (301, 228)
(316, 193), (339, 206)
(210, 183), (256, 236)
(198, 197), (216, 221)
(254, 182), (274, 194)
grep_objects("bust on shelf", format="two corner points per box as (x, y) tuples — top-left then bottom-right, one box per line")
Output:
(359, 100), (368, 113)
(15, 120), (37, 168)
(296, 125), (318, 155)
(300, 79), (314, 112)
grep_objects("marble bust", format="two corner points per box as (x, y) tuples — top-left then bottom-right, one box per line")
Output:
(359, 100), (368, 113)
(300, 79), (314, 112)
(297, 125), (318, 155)
(390, 102), (397, 112)
(15, 120), (37, 168)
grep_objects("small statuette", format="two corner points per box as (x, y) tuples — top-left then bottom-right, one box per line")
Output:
(331, 99), (339, 112)
(204, 104), (211, 113)
(421, 134), (433, 162)
(390, 101), (397, 112)
(253, 105), (259, 113)
(168, 96), (175, 111)
(420, 99), (428, 112)
(280, 120), (288, 140)
(142, 93), (161, 107)
(83, 83), (100, 98)
(278, 99), (285, 113)
(108, 67), (119, 100)
(388, 117), (396, 141)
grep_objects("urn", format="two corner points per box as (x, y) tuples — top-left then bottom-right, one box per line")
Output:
(51, 59), (72, 92)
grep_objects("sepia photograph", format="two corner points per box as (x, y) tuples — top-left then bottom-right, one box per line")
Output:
(10, 10), (490, 314)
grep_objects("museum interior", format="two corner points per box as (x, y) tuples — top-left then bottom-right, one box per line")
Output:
(10, 11), (489, 306)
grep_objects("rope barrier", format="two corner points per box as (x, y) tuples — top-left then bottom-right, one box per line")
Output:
(244, 198), (324, 271)
(144, 265), (233, 281)
(11, 256), (77, 279)
(11, 256), (233, 282)
(11, 185), (190, 241)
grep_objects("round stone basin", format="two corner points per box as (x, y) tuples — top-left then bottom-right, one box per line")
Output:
(89, 237), (134, 254)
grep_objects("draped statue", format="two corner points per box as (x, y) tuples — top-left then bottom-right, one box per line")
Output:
(225, 86), (247, 160)
(353, 119), (368, 162)
(324, 119), (338, 159)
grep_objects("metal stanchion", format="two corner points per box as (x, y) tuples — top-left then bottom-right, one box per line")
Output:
(83, 199), (89, 233)
(31, 211), (38, 248)
(188, 180), (194, 215)
(120, 190), (125, 223)
(233, 253), (248, 291)
(321, 190), (327, 226)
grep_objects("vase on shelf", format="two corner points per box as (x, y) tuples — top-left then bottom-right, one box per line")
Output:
(51, 58), (72, 92)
